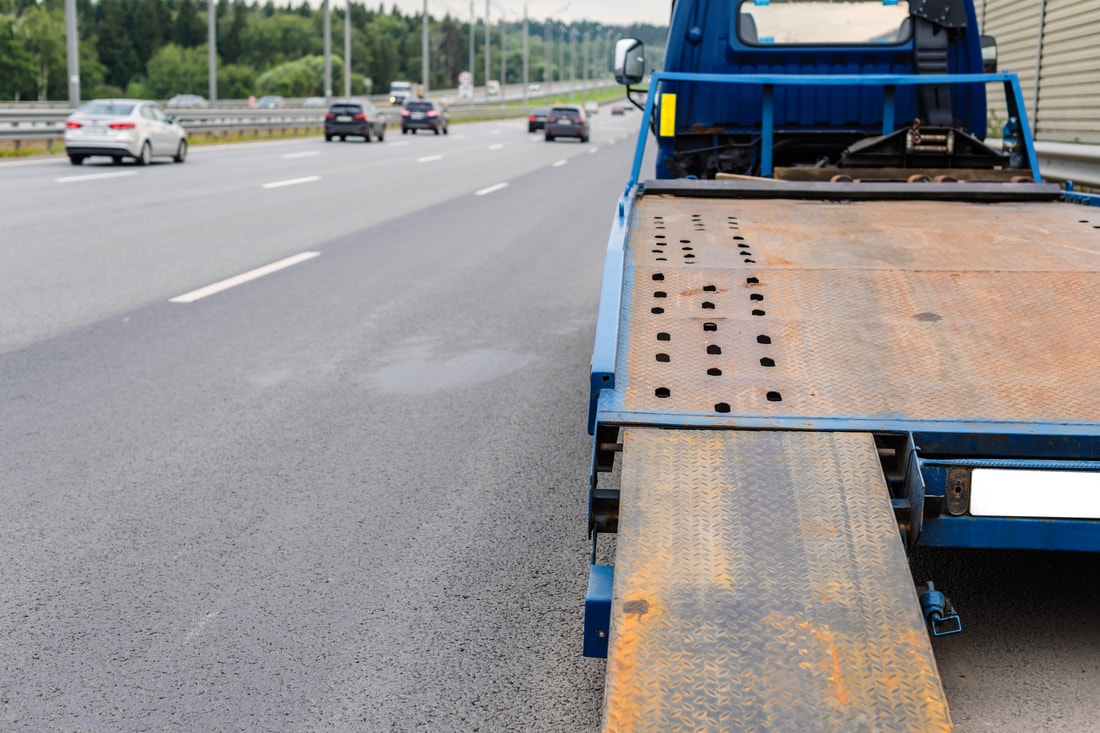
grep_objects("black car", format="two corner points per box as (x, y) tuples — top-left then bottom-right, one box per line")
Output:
(324, 101), (386, 142)
(545, 105), (589, 143)
(401, 100), (449, 135)
(528, 107), (549, 133)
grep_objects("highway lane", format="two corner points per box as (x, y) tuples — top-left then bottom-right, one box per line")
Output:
(0, 111), (638, 353)
(1, 111), (636, 730)
(2, 107), (1099, 731)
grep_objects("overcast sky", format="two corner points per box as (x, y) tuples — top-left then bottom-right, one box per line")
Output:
(386, 0), (671, 26)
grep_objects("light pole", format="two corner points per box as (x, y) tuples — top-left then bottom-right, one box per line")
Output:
(484, 0), (490, 101)
(570, 26), (576, 84)
(500, 12), (505, 106)
(208, 0), (216, 104)
(344, 0), (352, 98)
(559, 25), (566, 91)
(583, 32), (589, 96)
(545, 20), (553, 94)
(64, 0), (79, 105)
(422, 0), (429, 95)
(323, 0), (332, 103)
(469, 0), (475, 84)
(522, 3), (528, 106)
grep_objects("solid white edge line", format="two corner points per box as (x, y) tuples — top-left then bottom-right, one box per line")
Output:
(552, 159), (568, 167)
(589, 147), (600, 154)
(56, 171), (138, 183)
(474, 182), (509, 196)
(261, 175), (320, 189)
(418, 154), (443, 162)
(283, 151), (319, 159)
(489, 144), (504, 150)
(170, 251), (321, 303)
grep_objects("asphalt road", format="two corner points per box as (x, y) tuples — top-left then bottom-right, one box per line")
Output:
(1, 110), (1099, 732)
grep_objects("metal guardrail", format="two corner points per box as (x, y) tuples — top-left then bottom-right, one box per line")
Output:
(985, 138), (1100, 188)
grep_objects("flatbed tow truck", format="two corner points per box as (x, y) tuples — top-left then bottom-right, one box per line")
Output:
(580, 1), (1100, 730)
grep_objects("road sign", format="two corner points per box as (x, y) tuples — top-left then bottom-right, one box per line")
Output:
(459, 71), (473, 86)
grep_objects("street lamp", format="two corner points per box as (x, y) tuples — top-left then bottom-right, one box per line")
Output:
(422, 0), (429, 95)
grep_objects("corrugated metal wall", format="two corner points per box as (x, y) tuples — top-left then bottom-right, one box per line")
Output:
(978, 0), (1100, 143)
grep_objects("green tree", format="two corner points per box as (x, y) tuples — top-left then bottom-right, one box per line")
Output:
(0, 15), (34, 98)
(131, 0), (166, 69)
(221, 0), (246, 63)
(143, 42), (207, 96)
(256, 54), (341, 96)
(217, 62), (254, 97)
(172, 0), (204, 47)
(96, 0), (140, 89)
(15, 4), (64, 100)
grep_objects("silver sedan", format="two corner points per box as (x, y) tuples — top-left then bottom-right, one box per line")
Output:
(64, 99), (188, 166)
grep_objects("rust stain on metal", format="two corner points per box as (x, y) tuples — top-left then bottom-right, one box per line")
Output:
(603, 429), (953, 732)
(621, 198), (1100, 425)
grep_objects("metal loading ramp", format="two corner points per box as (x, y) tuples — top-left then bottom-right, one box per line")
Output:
(602, 428), (952, 732)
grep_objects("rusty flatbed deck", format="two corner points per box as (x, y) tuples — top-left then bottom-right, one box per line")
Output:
(601, 196), (1100, 429)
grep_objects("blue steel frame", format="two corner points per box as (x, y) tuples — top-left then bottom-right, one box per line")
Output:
(1062, 181), (1100, 207)
(626, 71), (1041, 193)
(588, 70), (1100, 554)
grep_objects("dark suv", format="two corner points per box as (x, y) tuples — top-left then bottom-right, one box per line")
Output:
(325, 101), (386, 142)
(401, 100), (449, 135)
(545, 106), (589, 143)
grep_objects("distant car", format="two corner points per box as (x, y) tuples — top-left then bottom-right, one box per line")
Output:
(545, 105), (589, 143)
(401, 99), (449, 135)
(302, 96), (326, 108)
(325, 101), (386, 142)
(584, 101), (599, 116)
(256, 95), (284, 108)
(528, 107), (549, 133)
(611, 106), (626, 116)
(64, 98), (188, 165)
(389, 81), (421, 105)
(486, 80), (502, 97)
(165, 94), (208, 109)
(528, 83), (542, 93)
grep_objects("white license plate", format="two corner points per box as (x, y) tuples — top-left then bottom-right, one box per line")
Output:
(411, 113), (425, 120)
(970, 468), (1100, 519)
(90, 125), (104, 134)
(337, 116), (352, 122)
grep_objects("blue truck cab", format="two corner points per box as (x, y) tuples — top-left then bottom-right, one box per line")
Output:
(634, 0), (1004, 180)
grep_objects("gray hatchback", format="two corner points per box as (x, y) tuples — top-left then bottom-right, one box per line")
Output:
(545, 105), (589, 143)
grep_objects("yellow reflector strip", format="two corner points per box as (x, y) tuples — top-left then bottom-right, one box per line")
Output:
(659, 93), (676, 137)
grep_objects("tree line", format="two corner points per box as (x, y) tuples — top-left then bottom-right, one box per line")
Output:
(0, 0), (667, 102)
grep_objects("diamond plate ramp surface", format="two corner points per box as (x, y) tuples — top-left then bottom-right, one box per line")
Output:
(603, 428), (952, 733)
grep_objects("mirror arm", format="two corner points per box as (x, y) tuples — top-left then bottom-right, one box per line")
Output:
(626, 86), (648, 113)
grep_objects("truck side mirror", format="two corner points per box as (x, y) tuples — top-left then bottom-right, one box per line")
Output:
(615, 38), (646, 86)
(981, 35), (998, 73)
